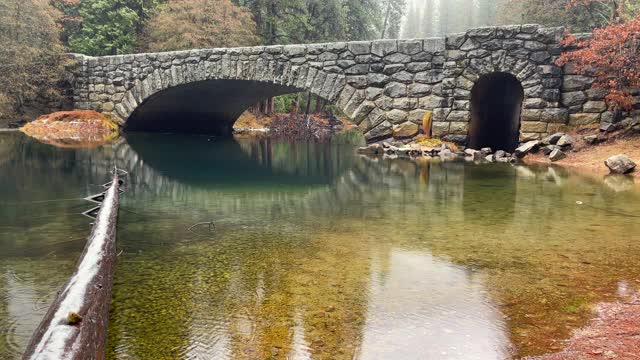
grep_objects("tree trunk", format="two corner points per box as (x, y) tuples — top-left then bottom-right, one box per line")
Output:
(304, 92), (312, 115)
(315, 96), (324, 113)
(381, 0), (391, 39)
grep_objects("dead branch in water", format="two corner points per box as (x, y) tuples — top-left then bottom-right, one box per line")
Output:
(23, 170), (121, 360)
(188, 221), (216, 235)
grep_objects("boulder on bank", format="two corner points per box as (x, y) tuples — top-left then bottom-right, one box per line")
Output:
(515, 140), (540, 158)
(604, 154), (637, 174)
(556, 134), (574, 147)
(357, 143), (383, 155)
(21, 110), (119, 148)
(549, 149), (566, 162)
(541, 132), (565, 146)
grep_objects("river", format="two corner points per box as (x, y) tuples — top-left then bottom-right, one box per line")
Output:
(1, 131), (639, 359)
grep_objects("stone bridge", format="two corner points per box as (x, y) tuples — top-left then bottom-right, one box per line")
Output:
(70, 24), (611, 150)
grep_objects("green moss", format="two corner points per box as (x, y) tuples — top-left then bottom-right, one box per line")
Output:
(67, 312), (82, 325)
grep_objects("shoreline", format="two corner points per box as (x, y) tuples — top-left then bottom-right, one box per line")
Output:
(527, 291), (640, 360)
(522, 137), (639, 183)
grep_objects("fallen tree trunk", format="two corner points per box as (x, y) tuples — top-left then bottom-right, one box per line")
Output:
(23, 171), (121, 360)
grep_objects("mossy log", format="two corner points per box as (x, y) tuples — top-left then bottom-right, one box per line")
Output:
(23, 172), (120, 360)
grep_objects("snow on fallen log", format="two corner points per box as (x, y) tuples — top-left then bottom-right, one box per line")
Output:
(23, 171), (121, 360)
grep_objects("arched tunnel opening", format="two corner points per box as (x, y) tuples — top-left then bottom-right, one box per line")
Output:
(125, 80), (300, 135)
(468, 72), (524, 152)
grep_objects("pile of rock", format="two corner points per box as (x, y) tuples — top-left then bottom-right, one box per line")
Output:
(357, 142), (461, 159)
(514, 132), (574, 162)
(463, 148), (518, 163)
(357, 142), (520, 163)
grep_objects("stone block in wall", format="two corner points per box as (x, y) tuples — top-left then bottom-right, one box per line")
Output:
(419, 95), (448, 109)
(547, 123), (569, 134)
(524, 98), (546, 109)
(432, 122), (450, 136)
(453, 100), (470, 110)
(447, 111), (470, 122)
(384, 53), (412, 64)
(409, 84), (432, 97)
(587, 88), (608, 100)
(398, 40), (423, 55)
(347, 42), (371, 55)
(371, 40), (397, 57)
(562, 75), (594, 91)
(383, 64), (404, 75)
(569, 113), (601, 126)
(542, 89), (561, 102)
(393, 98), (418, 110)
(433, 108), (451, 122)
(406, 62), (431, 72)
(520, 132), (542, 141)
(583, 101), (607, 113)
(520, 121), (548, 133)
(561, 91), (587, 107)
(449, 122), (468, 134)
(522, 109), (542, 121)
(408, 109), (427, 124)
(365, 121), (392, 141)
(393, 122), (419, 139)
(601, 111), (617, 124)
(386, 109), (409, 124)
(374, 96), (393, 110)
(384, 82), (407, 98)
(540, 108), (569, 123)
(446, 33), (467, 49)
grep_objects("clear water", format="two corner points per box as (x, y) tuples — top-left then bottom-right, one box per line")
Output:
(1, 131), (640, 359)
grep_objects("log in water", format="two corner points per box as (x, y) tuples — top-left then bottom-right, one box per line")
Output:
(23, 171), (121, 360)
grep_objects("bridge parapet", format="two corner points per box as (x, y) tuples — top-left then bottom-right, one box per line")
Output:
(69, 25), (614, 143)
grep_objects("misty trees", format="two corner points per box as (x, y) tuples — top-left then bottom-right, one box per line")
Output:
(142, 0), (258, 51)
(0, 0), (66, 121)
(381, 0), (407, 38)
(402, 2), (420, 38)
(402, 0), (503, 38)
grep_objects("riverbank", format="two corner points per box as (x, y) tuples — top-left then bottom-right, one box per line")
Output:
(20, 110), (119, 148)
(528, 292), (640, 360)
(233, 110), (358, 140)
(523, 128), (640, 180)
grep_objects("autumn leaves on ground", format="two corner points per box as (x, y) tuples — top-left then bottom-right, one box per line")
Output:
(20, 110), (119, 148)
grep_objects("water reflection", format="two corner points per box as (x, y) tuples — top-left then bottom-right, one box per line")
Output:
(1, 132), (640, 359)
(360, 250), (511, 359)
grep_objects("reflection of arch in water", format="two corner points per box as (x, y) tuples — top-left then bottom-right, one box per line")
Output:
(462, 164), (518, 225)
(123, 133), (357, 188)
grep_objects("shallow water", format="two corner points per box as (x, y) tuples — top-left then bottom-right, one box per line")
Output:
(1, 132), (639, 359)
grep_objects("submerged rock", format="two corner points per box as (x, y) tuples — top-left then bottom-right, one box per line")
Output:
(605, 154), (637, 174)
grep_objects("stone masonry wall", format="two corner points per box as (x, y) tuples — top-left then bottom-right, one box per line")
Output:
(69, 24), (616, 144)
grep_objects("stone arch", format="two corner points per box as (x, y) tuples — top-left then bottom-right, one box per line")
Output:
(110, 52), (351, 134)
(443, 25), (566, 145)
(469, 72), (524, 151)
